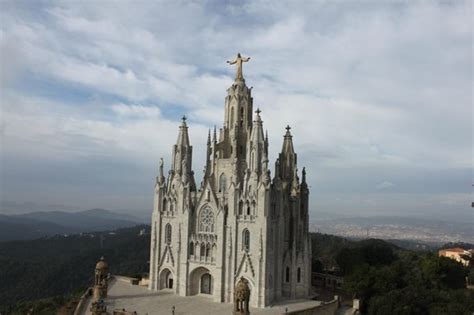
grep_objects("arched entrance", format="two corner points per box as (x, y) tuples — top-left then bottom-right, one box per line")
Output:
(159, 268), (174, 289)
(189, 267), (213, 295)
(200, 273), (212, 294)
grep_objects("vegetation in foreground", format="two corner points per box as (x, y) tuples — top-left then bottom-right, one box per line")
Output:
(311, 233), (474, 314)
(0, 225), (150, 314)
(1, 228), (472, 314)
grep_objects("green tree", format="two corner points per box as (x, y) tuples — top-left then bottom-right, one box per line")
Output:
(344, 249), (474, 314)
(421, 254), (468, 289)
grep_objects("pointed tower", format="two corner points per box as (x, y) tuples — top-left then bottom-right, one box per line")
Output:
(203, 129), (212, 180)
(277, 125), (297, 184)
(171, 116), (193, 180)
(222, 54), (254, 163)
(247, 108), (266, 176)
(271, 125), (311, 300)
(149, 115), (196, 293)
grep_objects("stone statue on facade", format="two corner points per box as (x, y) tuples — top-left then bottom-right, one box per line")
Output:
(233, 277), (251, 315)
(227, 53), (250, 81)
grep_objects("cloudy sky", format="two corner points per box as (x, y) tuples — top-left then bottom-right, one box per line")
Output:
(0, 1), (472, 221)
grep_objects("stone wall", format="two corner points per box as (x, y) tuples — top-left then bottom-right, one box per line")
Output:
(284, 298), (339, 315)
(73, 287), (92, 315)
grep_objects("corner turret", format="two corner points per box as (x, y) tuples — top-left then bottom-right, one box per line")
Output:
(275, 125), (298, 184)
(247, 108), (266, 177)
(171, 116), (194, 187)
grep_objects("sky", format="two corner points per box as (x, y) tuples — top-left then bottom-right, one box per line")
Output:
(0, 1), (472, 221)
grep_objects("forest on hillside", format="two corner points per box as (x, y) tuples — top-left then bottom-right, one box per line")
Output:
(0, 225), (150, 314)
(0, 229), (473, 314)
(311, 233), (474, 314)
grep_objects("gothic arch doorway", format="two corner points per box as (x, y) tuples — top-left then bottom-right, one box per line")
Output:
(189, 267), (212, 295)
(200, 273), (212, 294)
(159, 268), (174, 289)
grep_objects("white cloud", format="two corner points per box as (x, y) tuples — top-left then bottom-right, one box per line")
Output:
(376, 181), (395, 190)
(111, 104), (161, 118)
(0, 1), (471, 216)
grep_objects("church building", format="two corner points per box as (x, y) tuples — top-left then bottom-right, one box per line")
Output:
(149, 54), (311, 308)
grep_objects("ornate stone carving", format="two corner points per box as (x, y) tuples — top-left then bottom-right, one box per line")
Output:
(234, 277), (251, 315)
(227, 53), (251, 81)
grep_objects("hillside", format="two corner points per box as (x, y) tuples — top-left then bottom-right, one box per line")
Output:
(0, 214), (70, 241)
(0, 209), (147, 241)
(1, 229), (472, 314)
(0, 225), (150, 313)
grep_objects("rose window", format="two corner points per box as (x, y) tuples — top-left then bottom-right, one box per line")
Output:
(199, 207), (215, 233)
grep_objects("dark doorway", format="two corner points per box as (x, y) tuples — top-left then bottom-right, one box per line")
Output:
(200, 273), (211, 294)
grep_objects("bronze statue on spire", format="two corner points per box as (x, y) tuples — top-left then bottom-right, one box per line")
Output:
(227, 53), (250, 81)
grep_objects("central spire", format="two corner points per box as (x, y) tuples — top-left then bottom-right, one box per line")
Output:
(222, 54), (254, 161)
(227, 53), (251, 81)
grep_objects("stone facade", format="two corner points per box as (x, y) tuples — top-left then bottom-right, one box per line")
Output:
(149, 56), (311, 308)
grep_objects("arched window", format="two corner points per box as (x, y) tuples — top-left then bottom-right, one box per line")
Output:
(231, 107), (234, 126)
(206, 243), (211, 257)
(243, 229), (250, 251)
(189, 241), (194, 255)
(238, 201), (243, 215)
(200, 243), (206, 257)
(246, 204), (251, 216)
(252, 200), (256, 215)
(165, 224), (172, 244)
(162, 199), (167, 212)
(285, 267), (290, 282)
(198, 207), (215, 233)
(212, 243), (217, 259)
(219, 173), (227, 192)
(297, 268), (301, 283)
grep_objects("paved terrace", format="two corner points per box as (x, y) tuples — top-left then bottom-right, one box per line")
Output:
(84, 276), (321, 315)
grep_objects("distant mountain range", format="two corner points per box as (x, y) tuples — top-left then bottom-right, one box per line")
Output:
(0, 209), (147, 242)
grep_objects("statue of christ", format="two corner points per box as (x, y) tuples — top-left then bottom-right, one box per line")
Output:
(227, 53), (250, 81)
